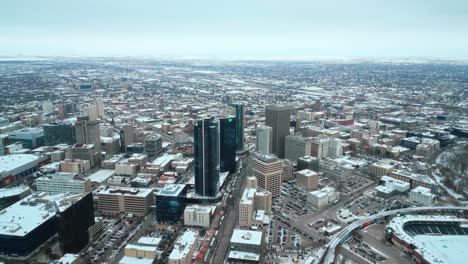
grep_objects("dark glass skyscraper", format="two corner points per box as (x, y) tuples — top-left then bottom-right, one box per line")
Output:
(219, 116), (237, 173)
(232, 103), (244, 151)
(265, 105), (291, 158)
(194, 117), (220, 197)
(57, 192), (95, 254)
(43, 122), (76, 146)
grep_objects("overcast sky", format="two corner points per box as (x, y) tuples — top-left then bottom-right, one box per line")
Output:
(1, 0), (467, 59)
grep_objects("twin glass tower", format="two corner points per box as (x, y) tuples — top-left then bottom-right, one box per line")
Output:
(193, 104), (244, 197)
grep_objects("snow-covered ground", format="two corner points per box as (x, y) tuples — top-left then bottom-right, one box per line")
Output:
(433, 169), (464, 200)
(413, 235), (468, 264)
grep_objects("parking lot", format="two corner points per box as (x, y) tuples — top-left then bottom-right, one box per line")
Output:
(274, 181), (311, 218)
(344, 191), (410, 218)
(81, 214), (144, 263)
(321, 174), (375, 196)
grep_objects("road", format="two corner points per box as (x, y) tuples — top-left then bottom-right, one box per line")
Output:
(209, 156), (251, 264)
(320, 206), (468, 264)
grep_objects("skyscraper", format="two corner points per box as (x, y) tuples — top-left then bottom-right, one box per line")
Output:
(285, 134), (312, 163)
(119, 124), (134, 153)
(144, 134), (163, 158)
(252, 153), (283, 197)
(219, 116), (237, 173)
(265, 105), (291, 158)
(232, 103), (244, 151)
(256, 125), (272, 154)
(43, 122), (76, 146)
(194, 117), (220, 197)
(75, 117), (100, 148)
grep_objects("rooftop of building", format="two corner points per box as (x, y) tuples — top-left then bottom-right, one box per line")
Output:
(253, 152), (279, 163)
(0, 186), (30, 199)
(228, 250), (260, 261)
(87, 169), (115, 183)
(0, 154), (40, 174)
(309, 186), (336, 198)
(156, 184), (186, 197)
(119, 256), (154, 264)
(230, 229), (263, 246)
(411, 186), (433, 195)
(297, 169), (318, 177)
(0, 192), (89, 237)
(98, 187), (153, 197)
(137, 236), (162, 246)
(168, 230), (198, 261)
(125, 244), (158, 252)
(184, 204), (215, 213)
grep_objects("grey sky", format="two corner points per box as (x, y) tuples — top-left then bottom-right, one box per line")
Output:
(1, 0), (467, 59)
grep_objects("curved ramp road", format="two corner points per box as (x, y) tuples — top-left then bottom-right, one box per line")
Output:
(321, 206), (468, 264)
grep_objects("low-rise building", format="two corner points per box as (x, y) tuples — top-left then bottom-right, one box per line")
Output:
(409, 186), (436, 206)
(296, 169), (319, 191)
(308, 186), (339, 209)
(60, 159), (91, 174)
(230, 229), (263, 254)
(36, 172), (92, 194)
(97, 187), (154, 216)
(168, 230), (198, 264)
(183, 205), (215, 228)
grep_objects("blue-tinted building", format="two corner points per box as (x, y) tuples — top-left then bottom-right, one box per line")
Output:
(43, 122), (76, 146)
(194, 117), (220, 197)
(8, 127), (44, 149)
(155, 184), (187, 223)
(232, 103), (245, 151)
(220, 116), (237, 173)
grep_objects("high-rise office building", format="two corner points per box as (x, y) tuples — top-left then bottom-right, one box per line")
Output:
(58, 102), (77, 118)
(310, 137), (343, 159)
(285, 134), (312, 163)
(43, 122), (76, 146)
(42, 100), (54, 114)
(95, 98), (105, 118)
(256, 125), (272, 155)
(265, 105), (291, 158)
(252, 153), (283, 197)
(57, 192), (95, 254)
(75, 117), (100, 148)
(219, 116), (237, 173)
(193, 117), (220, 197)
(119, 124), (134, 153)
(144, 134), (163, 158)
(232, 103), (244, 151)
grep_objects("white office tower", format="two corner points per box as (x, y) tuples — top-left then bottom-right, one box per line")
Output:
(95, 99), (105, 118)
(42, 100), (54, 113)
(83, 103), (98, 121)
(311, 137), (343, 159)
(256, 125), (272, 155)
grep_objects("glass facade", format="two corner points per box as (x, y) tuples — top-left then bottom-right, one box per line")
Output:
(233, 104), (245, 151)
(220, 117), (237, 173)
(155, 184), (187, 223)
(194, 118), (220, 197)
(43, 122), (76, 146)
(57, 192), (95, 254)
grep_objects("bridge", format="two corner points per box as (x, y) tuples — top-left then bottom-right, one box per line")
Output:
(320, 206), (468, 264)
